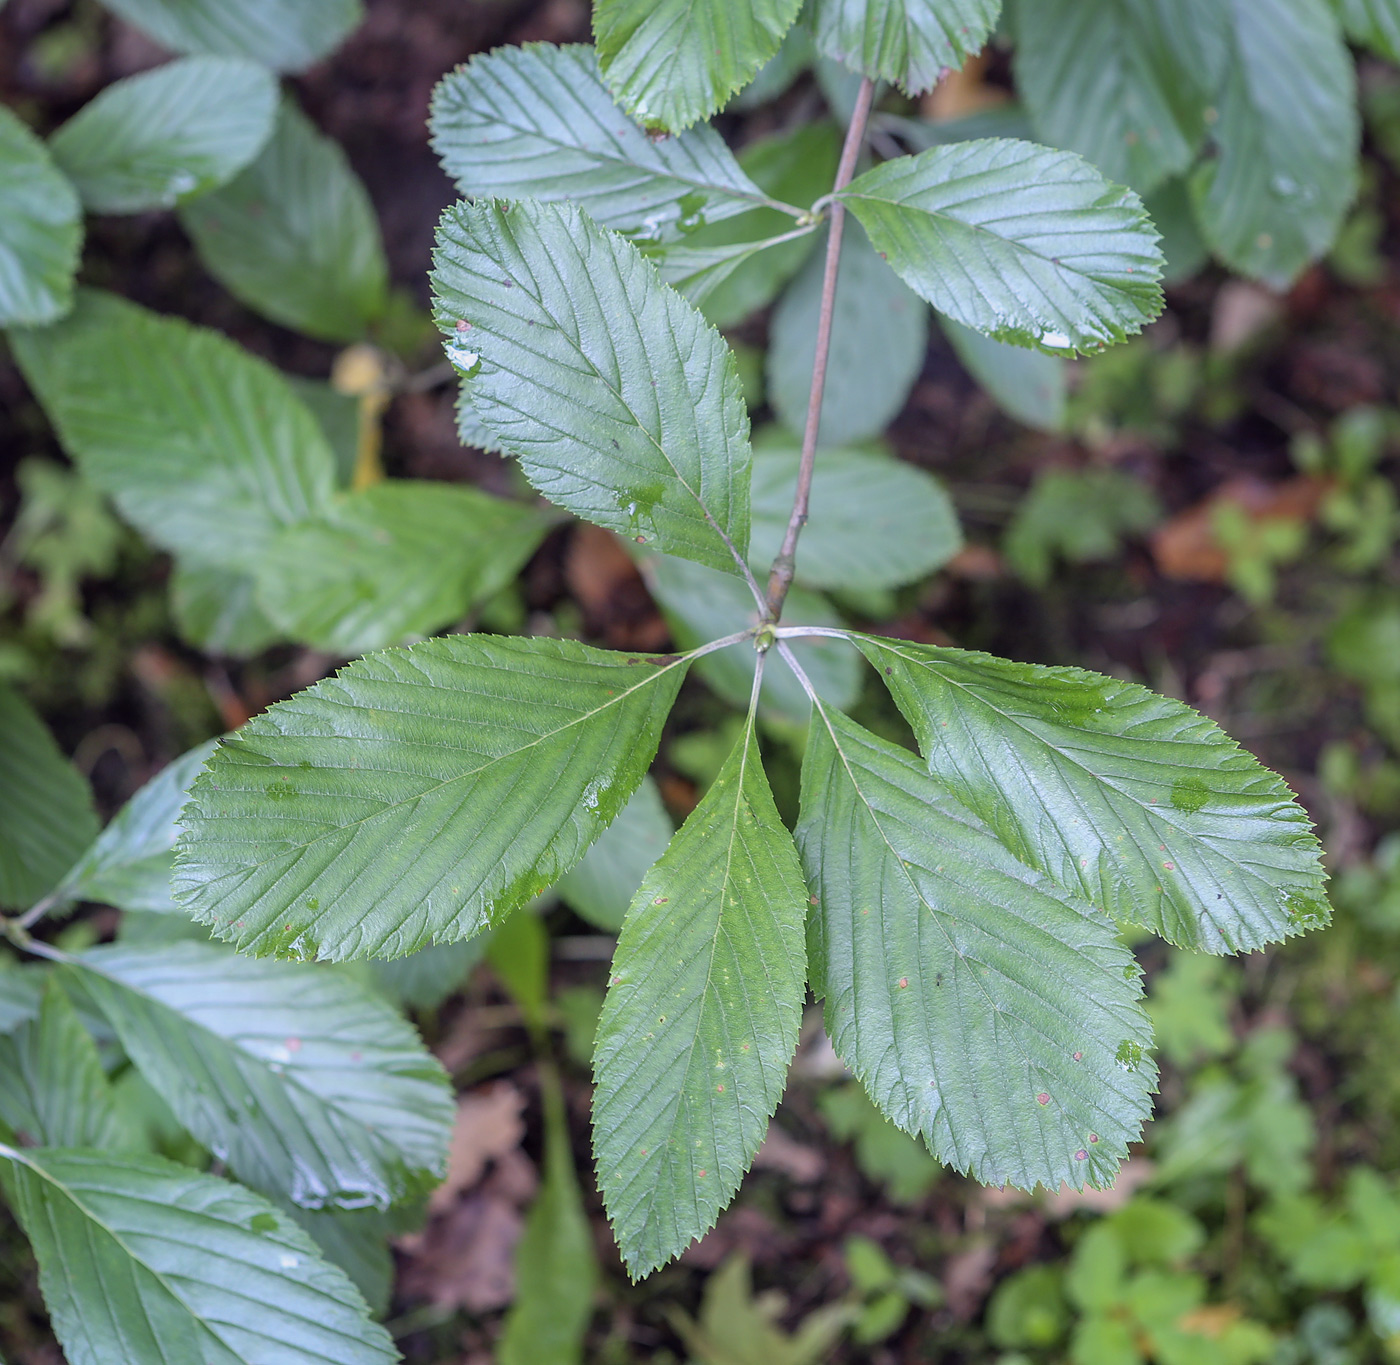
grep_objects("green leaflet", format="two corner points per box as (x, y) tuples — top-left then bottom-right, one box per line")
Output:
(0, 1146), (395, 1365)
(810, 0), (1001, 92)
(1190, 0), (1358, 289)
(70, 941), (454, 1210)
(284, 1205), (396, 1320)
(747, 432), (963, 589)
(557, 776), (674, 934)
(51, 740), (218, 915)
(0, 981), (129, 1149)
(662, 120), (840, 328)
(48, 55), (277, 213)
(837, 139), (1165, 354)
(767, 219), (929, 447)
(858, 637), (1330, 953)
(1336, 0), (1400, 60)
(254, 481), (551, 655)
(0, 684), (97, 911)
(594, 0), (804, 132)
(365, 936), (489, 1012)
(1011, 0), (1225, 194)
(173, 634), (689, 960)
(498, 1076), (597, 1362)
(0, 960), (46, 1034)
(940, 316), (1067, 432)
(171, 563), (281, 657)
(98, 0), (364, 73)
(641, 553), (861, 725)
(431, 199), (753, 577)
(180, 98), (389, 343)
(9, 290), (337, 570)
(430, 44), (775, 238)
(594, 717), (808, 1276)
(0, 105), (82, 327)
(797, 702), (1155, 1190)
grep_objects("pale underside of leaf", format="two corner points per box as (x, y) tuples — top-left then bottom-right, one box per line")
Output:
(798, 701), (1155, 1191)
(859, 637), (1330, 953)
(594, 719), (808, 1276)
(810, 0), (1002, 92)
(0, 1146), (396, 1365)
(71, 942), (453, 1210)
(838, 138), (1165, 354)
(431, 198), (752, 576)
(430, 43), (776, 236)
(594, 0), (804, 131)
(173, 634), (688, 960)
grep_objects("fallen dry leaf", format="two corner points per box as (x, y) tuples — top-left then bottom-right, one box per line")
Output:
(752, 1125), (825, 1184)
(430, 1082), (527, 1214)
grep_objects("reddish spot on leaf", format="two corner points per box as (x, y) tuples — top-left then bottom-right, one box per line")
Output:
(350, 1051), (362, 1062)
(1163, 861), (1175, 871)
(716, 1084), (725, 1093)
(1089, 1133), (1099, 1143)
(1073, 1051), (1083, 1061)
(1075, 1149), (1087, 1160)
(285, 1037), (302, 1053)
(1036, 1092), (1050, 1105)
(698, 1169), (707, 1178)
(897, 977), (909, 989)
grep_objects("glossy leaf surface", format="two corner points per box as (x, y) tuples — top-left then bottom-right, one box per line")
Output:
(255, 481), (550, 654)
(0, 1146), (396, 1365)
(595, 720), (808, 1275)
(594, 0), (804, 131)
(99, 0), (364, 72)
(810, 0), (1001, 92)
(72, 941), (453, 1209)
(0, 105), (81, 326)
(49, 55), (277, 213)
(798, 703), (1155, 1190)
(1190, 0), (1358, 289)
(838, 139), (1164, 353)
(432, 199), (752, 576)
(860, 638), (1331, 953)
(180, 99), (388, 342)
(10, 290), (336, 569)
(0, 685), (97, 910)
(430, 44), (774, 236)
(174, 635), (688, 960)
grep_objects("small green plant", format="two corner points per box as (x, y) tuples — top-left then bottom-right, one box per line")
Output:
(0, 0), (1373, 1359)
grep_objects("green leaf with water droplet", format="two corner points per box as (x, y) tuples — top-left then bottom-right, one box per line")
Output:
(0, 1145), (396, 1365)
(836, 139), (1164, 354)
(859, 637), (1330, 953)
(594, 0), (804, 132)
(797, 702), (1155, 1191)
(174, 634), (689, 960)
(594, 718), (808, 1276)
(810, 0), (1001, 92)
(49, 56), (277, 214)
(432, 199), (753, 576)
(1189, 0), (1358, 289)
(0, 104), (81, 326)
(68, 941), (453, 1210)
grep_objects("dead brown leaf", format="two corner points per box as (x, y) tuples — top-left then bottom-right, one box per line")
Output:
(429, 1082), (527, 1214)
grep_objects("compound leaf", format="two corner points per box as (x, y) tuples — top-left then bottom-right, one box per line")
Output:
(594, 0), (804, 132)
(254, 481), (551, 655)
(0, 1145), (396, 1365)
(9, 290), (336, 569)
(1336, 0), (1400, 60)
(174, 634), (689, 960)
(811, 0), (1001, 92)
(797, 703), (1155, 1190)
(0, 684), (97, 911)
(838, 139), (1165, 353)
(859, 637), (1330, 953)
(52, 740), (218, 915)
(1011, 0), (1226, 193)
(767, 219), (929, 446)
(49, 55), (277, 213)
(1191, 0), (1358, 289)
(430, 43), (776, 237)
(558, 776), (673, 934)
(180, 98), (388, 343)
(747, 432), (962, 589)
(432, 199), (752, 576)
(71, 941), (453, 1209)
(98, 0), (364, 73)
(0, 105), (81, 326)
(594, 719), (807, 1276)
(0, 980), (128, 1149)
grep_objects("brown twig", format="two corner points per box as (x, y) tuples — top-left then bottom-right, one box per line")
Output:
(763, 76), (877, 622)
